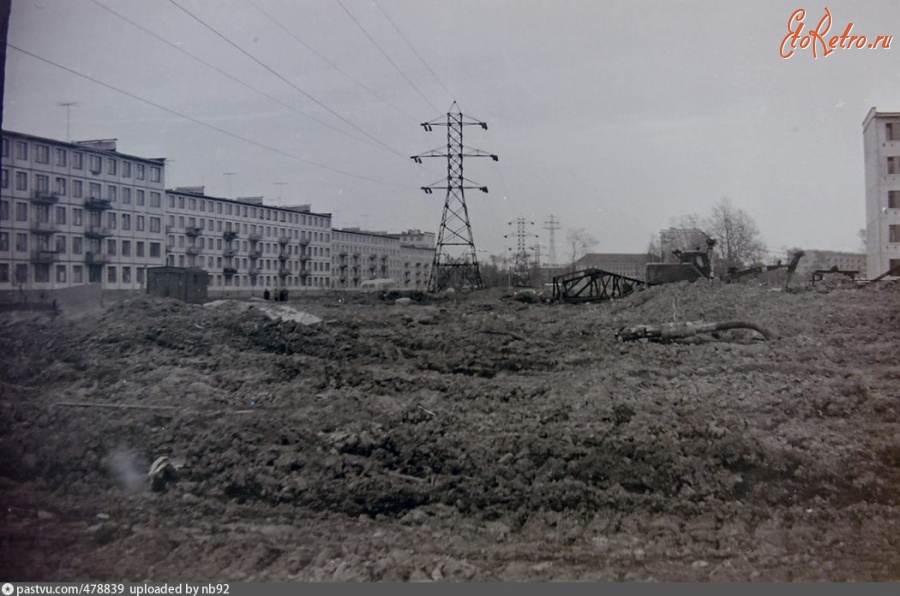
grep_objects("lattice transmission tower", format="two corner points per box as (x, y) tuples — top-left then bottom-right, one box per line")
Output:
(544, 214), (560, 267)
(505, 217), (537, 287)
(412, 102), (498, 292)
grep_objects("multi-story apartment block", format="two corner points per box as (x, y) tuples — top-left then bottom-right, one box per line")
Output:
(788, 249), (867, 282)
(331, 228), (434, 290)
(1, 130), (167, 294)
(863, 107), (900, 279)
(163, 187), (332, 296)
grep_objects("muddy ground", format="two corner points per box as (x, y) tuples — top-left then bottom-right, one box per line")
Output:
(1, 279), (899, 581)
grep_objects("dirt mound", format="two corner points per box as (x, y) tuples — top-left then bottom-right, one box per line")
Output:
(1, 284), (899, 581)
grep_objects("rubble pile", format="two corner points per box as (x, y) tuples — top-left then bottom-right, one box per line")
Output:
(1, 281), (898, 581)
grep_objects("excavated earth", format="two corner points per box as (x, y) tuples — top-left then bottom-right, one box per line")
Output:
(1, 280), (899, 581)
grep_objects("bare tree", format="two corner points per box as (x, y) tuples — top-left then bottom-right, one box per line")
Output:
(566, 227), (598, 270)
(705, 197), (765, 273)
(646, 236), (663, 262)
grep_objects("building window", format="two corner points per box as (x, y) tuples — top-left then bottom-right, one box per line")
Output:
(150, 166), (161, 182)
(888, 123), (897, 142)
(122, 266), (132, 283)
(107, 239), (117, 255)
(122, 240), (131, 256)
(108, 185), (117, 202)
(73, 237), (83, 255)
(73, 265), (83, 283)
(73, 208), (83, 226)
(108, 266), (117, 283)
(107, 158), (117, 175)
(35, 174), (49, 193)
(55, 177), (67, 195)
(15, 171), (27, 191)
(178, 196), (185, 209)
(890, 225), (900, 243)
(34, 264), (50, 283)
(136, 190), (145, 206)
(149, 242), (161, 258)
(136, 164), (145, 180)
(56, 265), (66, 283)
(73, 152), (83, 169)
(889, 157), (900, 175)
(0, 232), (7, 251)
(15, 202), (27, 221)
(150, 192), (161, 208)
(0, 263), (8, 283)
(1, 137), (8, 158)
(89, 155), (102, 174)
(16, 141), (28, 160)
(55, 148), (67, 167)
(1, 168), (7, 189)
(89, 183), (101, 198)
(15, 233), (27, 252)
(108, 212), (116, 229)
(55, 235), (66, 253)
(136, 241), (145, 257)
(137, 267), (145, 283)
(136, 215), (145, 231)
(72, 180), (83, 198)
(35, 145), (49, 164)
(122, 214), (131, 230)
(890, 190), (900, 209)
(55, 206), (66, 224)
(0, 201), (7, 220)
(149, 217), (161, 233)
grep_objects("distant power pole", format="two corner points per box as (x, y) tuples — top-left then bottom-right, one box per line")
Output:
(544, 214), (560, 267)
(505, 217), (536, 287)
(412, 101), (498, 292)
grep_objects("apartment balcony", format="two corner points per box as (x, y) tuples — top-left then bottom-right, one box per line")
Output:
(299, 271), (310, 278)
(249, 249), (262, 259)
(299, 254), (310, 263)
(248, 267), (260, 277)
(277, 236), (290, 245)
(84, 197), (111, 210)
(31, 249), (59, 264)
(298, 238), (310, 246)
(339, 263), (348, 270)
(30, 221), (59, 234)
(249, 233), (262, 243)
(223, 230), (239, 241)
(85, 225), (112, 239)
(185, 226), (202, 237)
(30, 191), (60, 204)
(166, 243), (175, 253)
(223, 267), (238, 276)
(85, 252), (110, 265)
(186, 246), (202, 256)
(223, 249), (235, 258)
(278, 251), (289, 260)
(278, 267), (290, 277)
(339, 252), (348, 258)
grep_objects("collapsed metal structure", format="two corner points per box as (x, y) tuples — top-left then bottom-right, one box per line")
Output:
(551, 268), (645, 303)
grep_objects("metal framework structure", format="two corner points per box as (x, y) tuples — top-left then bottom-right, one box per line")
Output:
(412, 102), (497, 292)
(505, 217), (536, 287)
(552, 268), (645, 303)
(543, 215), (560, 267)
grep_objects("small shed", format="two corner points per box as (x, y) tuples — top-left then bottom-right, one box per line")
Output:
(146, 267), (209, 303)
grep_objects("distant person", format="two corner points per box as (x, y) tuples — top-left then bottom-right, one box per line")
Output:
(263, 289), (271, 300)
(280, 289), (288, 302)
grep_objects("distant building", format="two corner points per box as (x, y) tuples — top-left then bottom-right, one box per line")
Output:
(331, 228), (434, 290)
(573, 253), (652, 281)
(0, 130), (167, 295)
(863, 107), (900, 279)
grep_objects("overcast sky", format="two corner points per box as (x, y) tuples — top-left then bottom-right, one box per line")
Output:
(4, 0), (900, 261)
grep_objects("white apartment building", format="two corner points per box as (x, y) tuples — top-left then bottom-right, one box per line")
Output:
(164, 188), (332, 296)
(1, 131), (167, 294)
(863, 107), (900, 279)
(331, 228), (434, 290)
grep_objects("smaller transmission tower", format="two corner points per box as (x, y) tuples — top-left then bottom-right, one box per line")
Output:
(543, 214), (561, 267)
(412, 102), (498, 292)
(505, 217), (537, 287)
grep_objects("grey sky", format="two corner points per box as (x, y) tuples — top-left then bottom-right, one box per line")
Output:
(4, 0), (899, 260)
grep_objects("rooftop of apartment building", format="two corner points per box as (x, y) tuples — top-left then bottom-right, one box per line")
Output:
(2, 129), (166, 165)
(166, 186), (331, 219)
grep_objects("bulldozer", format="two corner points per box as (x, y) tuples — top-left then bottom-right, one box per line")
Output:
(644, 238), (717, 286)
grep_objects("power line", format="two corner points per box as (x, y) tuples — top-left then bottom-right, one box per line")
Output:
(8, 44), (409, 190)
(334, 0), (439, 114)
(245, 0), (419, 124)
(88, 0), (388, 156)
(372, 0), (453, 101)
(167, 0), (408, 160)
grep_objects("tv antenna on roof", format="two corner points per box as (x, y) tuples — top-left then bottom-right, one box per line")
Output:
(58, 101), (79, 142)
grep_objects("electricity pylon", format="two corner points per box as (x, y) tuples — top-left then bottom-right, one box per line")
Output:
(412, 101), (498, 292)
(505, 217), (537, 287)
